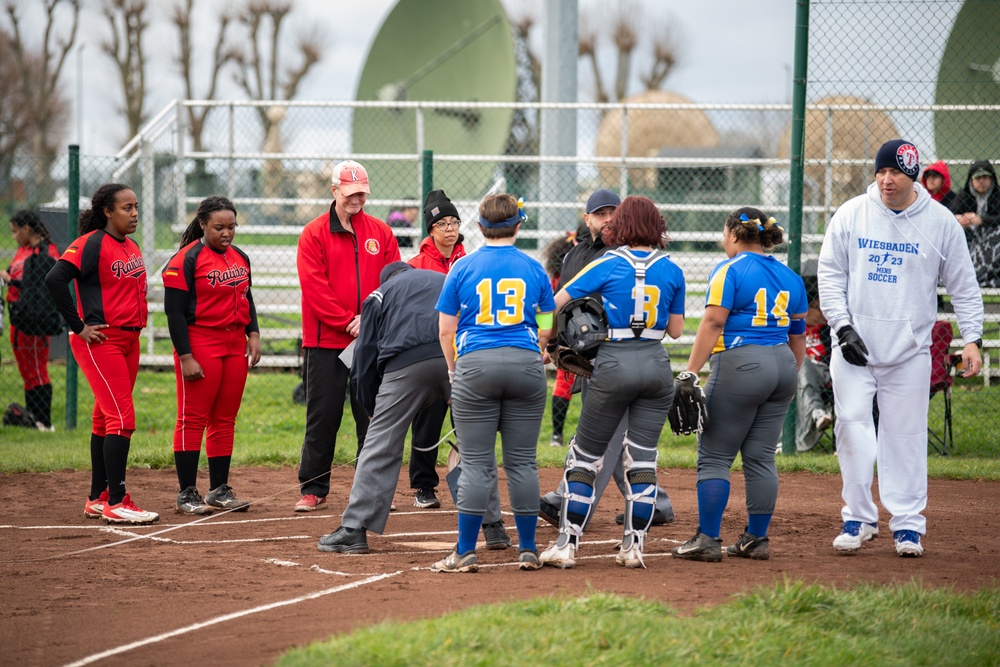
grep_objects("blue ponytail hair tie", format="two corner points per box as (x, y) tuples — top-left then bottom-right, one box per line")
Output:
(740, 213), (763, 231)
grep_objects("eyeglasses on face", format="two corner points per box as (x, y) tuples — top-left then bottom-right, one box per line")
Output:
(433, 220), (460, 230)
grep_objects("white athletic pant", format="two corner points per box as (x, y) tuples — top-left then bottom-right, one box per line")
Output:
(830, 347), (931, 535)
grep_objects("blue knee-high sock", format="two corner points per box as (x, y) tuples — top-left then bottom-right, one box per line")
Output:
(566, 480), (593, 525)
(457, 513), (483, 555)
(696, 479), (730, 539)
(747, 513), (772, 538)
(628, 482), (654, 523)
(514, 514), (536, 552)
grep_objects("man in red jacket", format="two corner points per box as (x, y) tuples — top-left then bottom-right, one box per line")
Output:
(294, 160), (401, 512)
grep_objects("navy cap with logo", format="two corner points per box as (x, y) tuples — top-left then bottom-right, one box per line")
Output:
(874, 140), (920, 181)
(585, 189), (621, 214)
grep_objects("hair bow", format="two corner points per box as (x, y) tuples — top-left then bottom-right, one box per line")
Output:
(740, 213), (763, 231)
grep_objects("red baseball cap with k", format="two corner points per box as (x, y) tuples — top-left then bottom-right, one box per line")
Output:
(332, 160), (371, 196)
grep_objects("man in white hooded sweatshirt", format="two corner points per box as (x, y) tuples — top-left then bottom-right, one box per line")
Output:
(818, 139), (984, 558)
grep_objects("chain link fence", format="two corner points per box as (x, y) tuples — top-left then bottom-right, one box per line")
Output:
(1, 0), (997, 454)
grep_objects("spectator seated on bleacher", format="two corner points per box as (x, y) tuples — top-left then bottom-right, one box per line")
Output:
(795, 291), (834, 452)
(950, 160), (1000, 287)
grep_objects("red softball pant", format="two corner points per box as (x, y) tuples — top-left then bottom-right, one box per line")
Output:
(172, 325), (249, 457)
(10, 325), (51, 390)
(70, 328), (140, 437)
(553, 368), (575, 400)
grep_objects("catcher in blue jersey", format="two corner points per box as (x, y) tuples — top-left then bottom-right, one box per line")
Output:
(540, 196), (686, 569)
(672, 207), (807, 562)
(431, 194), (556, 573)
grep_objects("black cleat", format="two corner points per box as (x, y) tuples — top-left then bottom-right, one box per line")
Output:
(176, 486), (214, 515)
(482, 520), (512, 550)
(671, 531), (723, 562)
(205, 484), (250, 512)
(413, 487), (441, 509)
(318, 526), (370, 554)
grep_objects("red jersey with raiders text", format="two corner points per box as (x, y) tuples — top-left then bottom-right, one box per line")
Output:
(297, 205), (400, 348)
(162, 241), (252, 328)
(60, 230), (148, 328)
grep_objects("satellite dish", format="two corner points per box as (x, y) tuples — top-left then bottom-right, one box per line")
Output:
(353, 0), (517, 204)
(935, 2), (1000, 161)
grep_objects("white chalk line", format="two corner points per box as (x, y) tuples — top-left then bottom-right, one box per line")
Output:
(261, 558), (400, 578)
(61, 570), (403, 667)
(100, 525), (313, 544)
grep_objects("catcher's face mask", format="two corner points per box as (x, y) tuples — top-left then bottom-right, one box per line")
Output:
(557, 296), (608, 359)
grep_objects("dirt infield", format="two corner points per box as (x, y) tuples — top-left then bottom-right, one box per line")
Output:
(2, 465), (998, 666)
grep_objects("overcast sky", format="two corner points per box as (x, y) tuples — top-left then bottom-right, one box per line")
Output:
(22, 0), (798, 155)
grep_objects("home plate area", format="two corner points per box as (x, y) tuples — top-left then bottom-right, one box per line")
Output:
(2, 465), (997, 667)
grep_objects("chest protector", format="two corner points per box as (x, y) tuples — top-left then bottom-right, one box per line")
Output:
(605, 247), (669, 340)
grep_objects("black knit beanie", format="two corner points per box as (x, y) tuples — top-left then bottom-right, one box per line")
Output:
(874, 139), (920, 181)
(423, 190), (460, 227)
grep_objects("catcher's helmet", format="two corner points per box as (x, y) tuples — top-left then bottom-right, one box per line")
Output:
(557, 296), (608, 359)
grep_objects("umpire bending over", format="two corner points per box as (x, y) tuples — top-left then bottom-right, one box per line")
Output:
(317, 262), (449, 552)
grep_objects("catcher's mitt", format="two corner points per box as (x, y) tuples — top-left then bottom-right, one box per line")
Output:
(668, 371), (709, 436)
(554, 345), (594, 378)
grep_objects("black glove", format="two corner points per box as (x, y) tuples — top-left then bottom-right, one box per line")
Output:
(554, 345), (594, 378)
(837, 325), (869, 367)
(668, 371), (709, 436)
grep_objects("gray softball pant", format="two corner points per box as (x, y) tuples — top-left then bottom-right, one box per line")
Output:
(574, 340), (673, 460)
(450, 346), (546, 517)
(342, 357), (451, 533)
(698, 344), (798, 515)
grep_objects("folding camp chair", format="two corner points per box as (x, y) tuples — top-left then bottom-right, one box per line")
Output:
(928, 321), (956, 455)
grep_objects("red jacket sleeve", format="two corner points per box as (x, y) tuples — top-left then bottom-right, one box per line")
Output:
(297, 223), (355, 331)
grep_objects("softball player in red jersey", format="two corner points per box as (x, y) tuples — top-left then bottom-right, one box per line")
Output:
(3, 210), (60, 429)
(163, 196), (261, 515)
(45, 183), (158, 525)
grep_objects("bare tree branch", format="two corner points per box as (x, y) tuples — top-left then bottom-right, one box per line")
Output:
(611, 1), (639, 102)
(639, 13), (680, 91)
(171, 0), (236, 152)
(232, 0), (322, 143)
(3, 0), (78, 161)
(0, 27), (34, 164)
(101, 0), (150, 141)
(281, 29), (321, 101)
(578, 11), (607, 103)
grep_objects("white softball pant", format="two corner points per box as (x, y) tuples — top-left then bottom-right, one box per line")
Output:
(830, 347), (931, 534)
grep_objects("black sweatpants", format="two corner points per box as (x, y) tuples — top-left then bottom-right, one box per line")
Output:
(297, 347), (369, 498)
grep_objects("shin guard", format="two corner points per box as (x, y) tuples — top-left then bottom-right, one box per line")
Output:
(555, 440), (604, 548)
(621, 433), (659, 548)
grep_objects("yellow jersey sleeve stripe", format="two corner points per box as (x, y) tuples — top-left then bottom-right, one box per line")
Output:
(561, 255), (613, 292)
(706, 262), (732, 306)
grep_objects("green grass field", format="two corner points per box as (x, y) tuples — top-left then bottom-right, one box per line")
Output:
(275, 582), (1000, 667)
